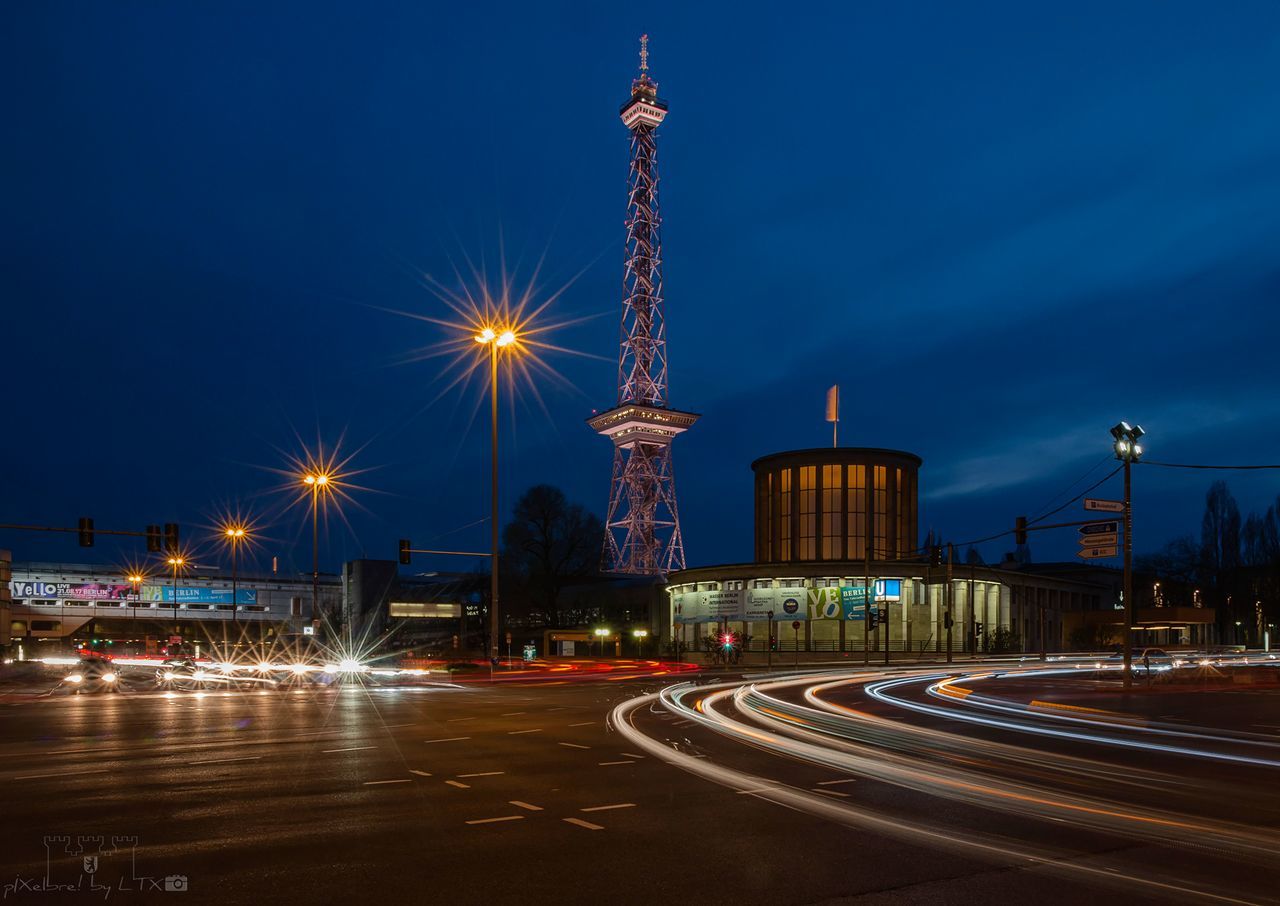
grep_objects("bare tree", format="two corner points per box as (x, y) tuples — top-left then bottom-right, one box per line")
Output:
(501, 485), (603, 629)
(1201, 480), (1241, 578)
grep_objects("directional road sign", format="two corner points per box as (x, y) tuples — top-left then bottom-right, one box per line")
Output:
(1080, 521), (1119, 535)
(1084, 498), (1124, 513)
(1078, 533), (1118, 547)
(1078, 545), (1119, 559)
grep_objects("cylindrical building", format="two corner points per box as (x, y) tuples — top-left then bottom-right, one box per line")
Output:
(753, 448), (920, 563)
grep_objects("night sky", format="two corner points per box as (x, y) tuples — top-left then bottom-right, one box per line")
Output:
(5, 1), (1280, 578)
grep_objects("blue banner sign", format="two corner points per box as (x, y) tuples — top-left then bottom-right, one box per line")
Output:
(142, 586), (258, 605)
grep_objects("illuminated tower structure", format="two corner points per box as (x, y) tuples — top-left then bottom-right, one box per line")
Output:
(590, 36), (698, 576)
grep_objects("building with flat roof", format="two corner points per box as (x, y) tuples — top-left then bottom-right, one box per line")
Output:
(668, 446), (1218, 655)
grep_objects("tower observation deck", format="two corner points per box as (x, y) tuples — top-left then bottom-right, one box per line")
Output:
(590, 35), (698, 576)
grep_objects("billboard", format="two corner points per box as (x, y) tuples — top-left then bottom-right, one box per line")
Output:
(673, 589), (743, 624)
(141, 586), (257, 605)
(10, 581), (138, 601)
(674, 580), (905, 624)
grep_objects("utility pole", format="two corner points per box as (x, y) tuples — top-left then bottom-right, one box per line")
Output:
(1110, 422), (1144, 690)
(968, 561), (976, 656)
(863, 538), (871, 667)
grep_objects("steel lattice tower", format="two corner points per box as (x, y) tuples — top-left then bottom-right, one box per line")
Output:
(589, 36), (699, 576)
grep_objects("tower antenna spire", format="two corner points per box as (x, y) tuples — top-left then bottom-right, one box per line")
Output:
(590, 36), (698, 577)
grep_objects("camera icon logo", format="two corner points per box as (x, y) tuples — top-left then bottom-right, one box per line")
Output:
(163, 875), (188, 892)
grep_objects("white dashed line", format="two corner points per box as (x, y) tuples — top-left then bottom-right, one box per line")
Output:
(559, 742), (591, 749)
(322, 746), (377, 753)
(424, 737), (471, 744)
(15, 769), (109, 780)
(447, 717), (476, 723)
(508, 728), (543, 735)
(563, 818), (604, 830)
(581, 803), (636, 812)
(620, 753), (645, 759)
(187, 756), (261, 766)
(466, 816), (524, 825)
(509, 800), (543, 811)
(446, 780), (471, 789)
(410, 770), (433, 777)
(502, 711), (527, 716)
(598, 760), (635, 766)
(457, 771), (504, 778)
(568, 721), (594, 727)
(364, 779), (412, 786)
(816, 778), (857, 786)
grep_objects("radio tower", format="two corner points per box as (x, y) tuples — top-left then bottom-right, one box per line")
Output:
(589, 35), (698, 576)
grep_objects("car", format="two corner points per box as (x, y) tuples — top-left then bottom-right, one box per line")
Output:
(155, 658), (204, 690)
(65, 658), (120, 693)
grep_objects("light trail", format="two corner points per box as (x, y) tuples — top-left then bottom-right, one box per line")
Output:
(611, 665), (1280, 902)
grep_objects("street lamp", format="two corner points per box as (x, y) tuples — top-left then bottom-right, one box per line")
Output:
(221, 523), (249, 631)
(1111, 421), (1145, 689)
(632, 628), (649, 658)
(474, 324), (520, 660)
(126, 572), (144, 635)
(166, 556), (187, 642)
(302, 473), (330, 631)
(594, 627), (610, 659)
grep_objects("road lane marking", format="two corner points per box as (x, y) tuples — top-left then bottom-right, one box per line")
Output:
(563, 818), (603, 830)
(735, 788), (779, 795)
(424, 737), (471, 744)
(410, 770), (433, 777)
(510, 800), (543, 811)
(812, 788), (851, 798)
(14, 769), (109, 780)
(446, 780), (471, 789)
(620, 753), (645, 759)
(457, 771), (504, 778)
(817, 778), (857, 786)
(568, 721), (594, 727)
(465, 816), (524, 825)
(580, 803), (635, 812)
(559, 742), (590, 749)
(508, 728), (543, 735)
(447, 717), (476, 722)
(547, 707), (568, 712)
(364, 779), (412, 786)
(597, 760), (635, 766)
(322, 746), (377, 753)
(187, 756), (262, 766)
(502, 711), (527, 716)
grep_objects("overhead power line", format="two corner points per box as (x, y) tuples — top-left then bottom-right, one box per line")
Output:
(1141, 461), (1280, 471)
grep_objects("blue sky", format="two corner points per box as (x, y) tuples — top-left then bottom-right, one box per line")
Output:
(4, 1), (1279, 575)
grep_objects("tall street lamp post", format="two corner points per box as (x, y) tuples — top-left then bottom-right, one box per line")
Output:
(1110, 421), (1145, 690)
(127, 573), (144, 644)
(166, 556), (186, 643)
(474, 326), (517, 661)
(224, 526), (246, 627)
(302, 474), (329, 629)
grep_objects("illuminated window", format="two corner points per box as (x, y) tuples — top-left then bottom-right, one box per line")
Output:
(846, 464), (865, 560)
(757, 472), (773, 561)
(779, 468), (792, 561)
(894, 468), (904, 559)
(821, 464), (841, 559)
(799, 466), (817, 560)
(873, 465), (887, 560)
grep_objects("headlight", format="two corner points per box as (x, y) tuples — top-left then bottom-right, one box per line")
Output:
(162, 672), (175, 681)
(67, 673), (84, 684)
(192, 670), (208, 681)
(101, 672), (117, 683)
(257, 662), (273, 672)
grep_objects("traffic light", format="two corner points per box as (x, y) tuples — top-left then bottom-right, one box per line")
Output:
(164, 523), (180, 554)
(929, 546), (943, 567)
(1015, 515), (1027, 546)
(77, 517), (94, 547)
(721, 632), (736, 650)
(146, 524), (162, 553)
(976, 622), (984, 637)
(399, 539), (411, 565)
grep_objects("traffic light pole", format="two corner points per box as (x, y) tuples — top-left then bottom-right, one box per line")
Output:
(945, 543), (954, 664)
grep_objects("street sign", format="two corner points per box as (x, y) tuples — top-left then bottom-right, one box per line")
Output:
(1078, 533), (1118, 547)
(1084, 498), (1124, 513)
(791, 620), (801, 630)
(1078, 545), (1118, 559)
(1080, 521), (1119, 535)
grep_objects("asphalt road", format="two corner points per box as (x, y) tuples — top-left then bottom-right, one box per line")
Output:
(1, 668), (1276, 904)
